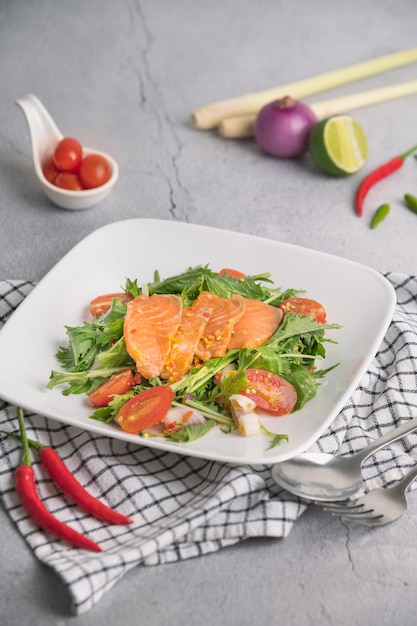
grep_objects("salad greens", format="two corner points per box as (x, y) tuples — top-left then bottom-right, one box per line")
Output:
(47, 265), (341, 447)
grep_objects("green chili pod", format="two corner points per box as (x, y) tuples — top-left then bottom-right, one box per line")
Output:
(370, 203), (390, 229)
(404, 193), (417, 214)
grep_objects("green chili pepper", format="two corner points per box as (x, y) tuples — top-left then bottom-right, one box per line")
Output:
(370, 203), (390, 229)
(404, 193), (417, 214)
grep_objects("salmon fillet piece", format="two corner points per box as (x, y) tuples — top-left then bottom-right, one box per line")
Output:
(195, 291), (246, 361)
(124, 294), (182, 379)
(161, 302), (213, 382)
(228, 295), (283, 349)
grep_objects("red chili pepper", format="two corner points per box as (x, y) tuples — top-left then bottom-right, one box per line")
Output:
(355, 144), (417, 216)
(15, 408), (102, 552)
(15, 466), (102, 552)
(2, 422), (132, 526)
(38, 447), (132, 525)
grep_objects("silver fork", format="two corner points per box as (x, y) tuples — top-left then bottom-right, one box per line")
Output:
(316, 464), (417, 526)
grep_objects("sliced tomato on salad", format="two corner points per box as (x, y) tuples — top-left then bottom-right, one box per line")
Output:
(219, 268), (247, 279)
(88, 369), (136, 407)
(279, 297), (327, 323)
(241, 368), (297, 416)
(116, 386), (174, 434)
(89, 292), (134, 317)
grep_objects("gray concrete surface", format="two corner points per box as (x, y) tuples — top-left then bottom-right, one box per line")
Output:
(1, 0), (417, 624)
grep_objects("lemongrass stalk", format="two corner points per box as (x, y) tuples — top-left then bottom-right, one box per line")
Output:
(310, 79), (417, 118)
(219, 79), (417, 139)
(191, 47), (417, 130)
(218, 115), (256, 139)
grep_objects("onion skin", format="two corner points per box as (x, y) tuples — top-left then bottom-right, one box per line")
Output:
(254, 96), (317, 158)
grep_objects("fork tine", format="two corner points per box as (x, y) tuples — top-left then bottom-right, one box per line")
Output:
(336, 510), (383, 520)
(316, 501), (365, 513)
(338, 513), (385, 525)
(323, 504), (374, 515)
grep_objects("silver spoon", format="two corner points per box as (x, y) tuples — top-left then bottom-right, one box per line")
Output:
(16, 94), (118, 210)
(272, 416), (417, 501)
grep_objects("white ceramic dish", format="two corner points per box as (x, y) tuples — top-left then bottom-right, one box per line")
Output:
(0, 219), (396, 465)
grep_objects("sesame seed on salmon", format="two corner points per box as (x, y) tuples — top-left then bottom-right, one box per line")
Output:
(228, 295), (283, 349)
(194, 291), (246, 361)
(124, 293), (182, 379)
(161, 302), (213, 382)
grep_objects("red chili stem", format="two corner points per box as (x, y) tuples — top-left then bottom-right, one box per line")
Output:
(2, 426), (132, 526)
(355, 143), (417, 217)
(15, 408), (101, 552)
(399, 144), (417, 160)
(16, 407), (32, 466)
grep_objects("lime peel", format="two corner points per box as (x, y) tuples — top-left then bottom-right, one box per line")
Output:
(309, 114), (368, 177)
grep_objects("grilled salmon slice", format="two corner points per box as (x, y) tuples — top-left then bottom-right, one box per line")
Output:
(124, 294), (182, 379)
(228, 295), (283, 349)
(195, 291), (246, 361)
(161, 303), (213, 382)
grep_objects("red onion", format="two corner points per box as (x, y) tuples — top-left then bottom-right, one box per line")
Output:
(254, 96), (317, 158)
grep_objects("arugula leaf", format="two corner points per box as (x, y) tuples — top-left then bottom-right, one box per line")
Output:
(56, 323), (99, 372)
(218, 370), (248, 397)
(163, 419), (216, 443)
(172, 351), (238, 397)
(47, 366), (129, 395)
(124, 278), (140, 298)
(136, 265), (282, 303)
(55, 299), (128, 374)
(266, 312), (340, 348)
(214, 370), (248, 409)
(259, 423), (289, 448)
(96, 337), (134, 368)
(89, 387), (140, 422)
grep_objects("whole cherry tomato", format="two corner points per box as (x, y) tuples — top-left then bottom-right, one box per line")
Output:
(54, 172), (84, 191)
(43, 156), (60, 183)
(53, 137), (83, 173)
(79, 154), (111, 189)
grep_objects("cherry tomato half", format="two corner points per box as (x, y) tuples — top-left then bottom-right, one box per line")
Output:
(90, 292), (134, 317)
(43, 156), (60, 183)
(79, 154), (111, 189)
(116, 386), (174, 434)
(241, 368), (297, 416)
(88, 369), (135, 407)
(219, 268), (247, 279)
(279, 298), (327, 323)
(54, 172), (84, 191)
(53, 137), (83, 173)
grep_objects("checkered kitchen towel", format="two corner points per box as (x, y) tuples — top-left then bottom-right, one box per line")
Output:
(1, 274), (417, 615)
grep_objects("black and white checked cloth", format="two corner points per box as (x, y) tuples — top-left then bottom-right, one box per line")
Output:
(1, 274), (417, 615)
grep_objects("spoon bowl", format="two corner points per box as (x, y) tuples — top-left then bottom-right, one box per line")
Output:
(272, 415), (417, 501)
(272, 452), (366, 501)
(16, 94), (118, 210)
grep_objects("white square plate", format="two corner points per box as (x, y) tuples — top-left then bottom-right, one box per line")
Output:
(0, 219), (396, 465)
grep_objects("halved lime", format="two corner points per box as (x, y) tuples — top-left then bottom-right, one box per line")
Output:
(309, 114), (368, 176)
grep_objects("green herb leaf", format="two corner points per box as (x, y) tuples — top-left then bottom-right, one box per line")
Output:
(163, 419), (216, 442)
(259, 423), (289, 448)
(96, 337), (134, 368)
(47, 366), (129, 395)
